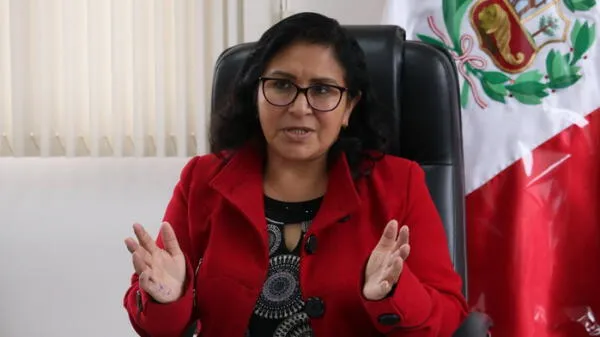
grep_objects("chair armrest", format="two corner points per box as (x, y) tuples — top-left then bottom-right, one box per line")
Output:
(452, 312), (493, 337)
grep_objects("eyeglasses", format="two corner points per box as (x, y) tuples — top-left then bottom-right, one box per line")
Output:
(259, 77), (348, 112)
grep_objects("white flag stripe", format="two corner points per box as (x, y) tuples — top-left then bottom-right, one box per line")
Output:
(383, 0), (600, 193)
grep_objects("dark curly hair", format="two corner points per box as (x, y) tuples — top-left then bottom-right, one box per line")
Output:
(209, 12), (389, 177)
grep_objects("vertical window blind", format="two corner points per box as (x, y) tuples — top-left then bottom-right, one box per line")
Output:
(0, 0), (244, 157)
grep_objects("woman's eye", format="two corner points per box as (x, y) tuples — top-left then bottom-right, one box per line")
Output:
(273, 80), (292, 89)
(312, 85), (332, 94)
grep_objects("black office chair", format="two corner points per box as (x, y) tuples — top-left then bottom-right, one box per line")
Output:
(210, 25), (492, 337)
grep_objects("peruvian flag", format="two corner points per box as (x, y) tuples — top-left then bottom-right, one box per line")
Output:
(383, 1), (600, 336)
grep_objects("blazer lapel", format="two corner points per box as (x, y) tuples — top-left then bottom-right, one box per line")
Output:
(209, 144), (363, 238)
(208, 144), (268, 248)
(310, 153), (362, 232)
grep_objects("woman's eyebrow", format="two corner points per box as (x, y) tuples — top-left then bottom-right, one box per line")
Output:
(266, 70), (340, 85)
(310, 77), (340, 86)
(265, 70), (296, 78)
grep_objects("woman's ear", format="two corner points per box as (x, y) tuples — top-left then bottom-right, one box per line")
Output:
(343, 92), (361, 125)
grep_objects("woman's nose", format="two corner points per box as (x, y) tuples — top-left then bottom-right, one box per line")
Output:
(287, 91), (313, 116)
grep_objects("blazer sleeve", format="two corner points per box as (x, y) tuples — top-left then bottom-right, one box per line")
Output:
(360, 161), (469, 337)
(123, 156), (200, 337)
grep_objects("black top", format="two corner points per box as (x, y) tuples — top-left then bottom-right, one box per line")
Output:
(245, 195), (323, 337)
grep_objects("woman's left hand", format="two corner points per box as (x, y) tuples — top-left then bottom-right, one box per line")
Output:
(363, 219), (411, 301)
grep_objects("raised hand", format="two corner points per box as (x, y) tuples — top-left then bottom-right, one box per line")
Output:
(124, 222), (186, 304)
(363, 220), (410, 301)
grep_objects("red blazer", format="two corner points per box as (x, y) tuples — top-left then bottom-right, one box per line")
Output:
(123, 144), (468, 337)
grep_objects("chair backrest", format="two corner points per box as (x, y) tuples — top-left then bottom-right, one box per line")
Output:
(210, 25), (468, 297)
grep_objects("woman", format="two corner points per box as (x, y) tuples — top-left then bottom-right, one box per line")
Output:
(123, 12), (468, 337)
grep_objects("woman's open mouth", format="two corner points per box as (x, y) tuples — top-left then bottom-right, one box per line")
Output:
(283, 127), (314, 141)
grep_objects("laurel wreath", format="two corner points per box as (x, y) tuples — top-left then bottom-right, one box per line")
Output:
(418, 0), (597, 107)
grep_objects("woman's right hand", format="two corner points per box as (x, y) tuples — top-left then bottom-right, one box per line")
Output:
(125, 222), (186, 304)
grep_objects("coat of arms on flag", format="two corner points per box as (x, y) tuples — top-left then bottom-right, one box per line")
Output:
(417, 0), (596, 109)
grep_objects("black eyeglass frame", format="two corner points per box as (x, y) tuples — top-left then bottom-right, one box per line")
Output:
(258, 76), (349, 112)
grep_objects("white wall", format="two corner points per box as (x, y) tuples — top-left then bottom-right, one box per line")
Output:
(283, 0), (387, 25)
(243, 0), (281, 42)
(242, 0), (389, 43)
(0, 158), (188, 336)
(0, 1), (389, 336)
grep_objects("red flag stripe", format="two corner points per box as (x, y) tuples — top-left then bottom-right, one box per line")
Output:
(466, 108), (600, 337)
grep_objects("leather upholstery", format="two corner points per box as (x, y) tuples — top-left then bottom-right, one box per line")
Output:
(210, 25), (491, 337)
(400, 40), (467, 296)
(343, 25), (404, 155)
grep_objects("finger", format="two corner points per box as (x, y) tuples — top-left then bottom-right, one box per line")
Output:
(398, 225), (409, 245)
(390, 225), (409, 254)
(160, 222), (182, 256)
(124, 237), (139, 253)
(387, 255), (404, 284)
(386, 249), (401, 268)
(399, 243), (411, 261)
(376, 219), (398, 249)
(132, 249), (152, 275)
(380, 280), (392, 296)
(133, 223), (159, 254)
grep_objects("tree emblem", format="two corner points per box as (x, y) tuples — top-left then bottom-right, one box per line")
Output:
(417, 0), (597, 108)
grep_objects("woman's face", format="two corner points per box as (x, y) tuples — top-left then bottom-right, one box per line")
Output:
(257, 42), (359, 163)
